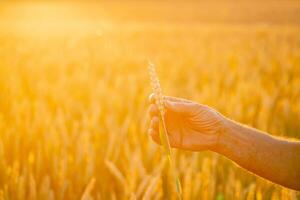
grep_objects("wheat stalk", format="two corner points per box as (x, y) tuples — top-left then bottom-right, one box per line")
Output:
(148, 62), (182, 200)
(81, 177), (96, 200)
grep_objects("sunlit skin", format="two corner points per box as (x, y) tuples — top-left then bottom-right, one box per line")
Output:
(148, 93), (300, 191)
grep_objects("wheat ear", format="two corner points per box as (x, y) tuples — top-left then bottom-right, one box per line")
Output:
(148, 62), (182, 200)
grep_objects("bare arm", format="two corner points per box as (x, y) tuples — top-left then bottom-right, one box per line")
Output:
(217, 118), (300, 190)
(148, 94), (300, 190)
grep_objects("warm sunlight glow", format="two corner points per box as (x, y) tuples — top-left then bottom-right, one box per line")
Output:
(0, 1), (299, 199)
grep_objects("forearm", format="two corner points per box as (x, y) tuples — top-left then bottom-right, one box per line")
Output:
(215, 118), (300, 190)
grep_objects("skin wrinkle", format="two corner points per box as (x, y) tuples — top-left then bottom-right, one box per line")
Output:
(186, 110), (216, 149)
(221, 119), (300, 190)
(291, 144), (300, 181)
(179, 115), (184, 147)
(148, 94), (300, 190)
(226, 121), (259, 164)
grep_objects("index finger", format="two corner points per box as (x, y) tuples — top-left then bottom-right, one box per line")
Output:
(164, 96), (192, 103)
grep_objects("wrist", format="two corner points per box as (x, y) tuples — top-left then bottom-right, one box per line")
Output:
(213, 117), (240, 154)
(211, 117), (229, 153)
(207, 115), (231, 153)
(213, 117), (251, 162)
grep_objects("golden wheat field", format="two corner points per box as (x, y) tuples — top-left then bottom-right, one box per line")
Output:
(0, 1), (300, 199)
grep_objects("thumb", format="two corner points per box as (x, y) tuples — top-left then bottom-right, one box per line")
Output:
(165, 100), (195, 115)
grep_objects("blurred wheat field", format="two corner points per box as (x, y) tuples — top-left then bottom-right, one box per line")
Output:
(0, 1), (300, 199)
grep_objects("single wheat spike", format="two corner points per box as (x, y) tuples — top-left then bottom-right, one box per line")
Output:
(148, 62), (182, 200)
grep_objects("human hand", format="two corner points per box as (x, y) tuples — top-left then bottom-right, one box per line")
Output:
(148, 94), (225, 151)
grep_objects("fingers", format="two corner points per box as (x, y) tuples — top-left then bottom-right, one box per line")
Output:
(148, 116), (160, 144)
(164, 96), (192, 103)
(148, 104), (159, 117)
(150, 116), (159, 130)
(149, 93), (191, 104)
(148, 94), (160, 144)
(165, 100), (197, 115)
(149, 93), (197, 116)
(148, 93), (160, 144)
(148, 93), (156, 104)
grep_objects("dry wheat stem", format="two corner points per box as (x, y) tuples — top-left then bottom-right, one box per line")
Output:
(148, 62), (182, 200)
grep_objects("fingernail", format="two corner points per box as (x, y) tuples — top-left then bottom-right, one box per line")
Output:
(148, 93), (155, 103)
